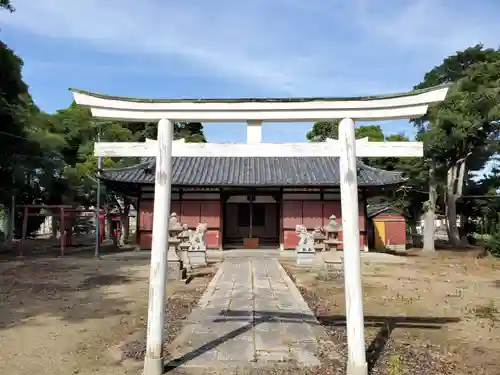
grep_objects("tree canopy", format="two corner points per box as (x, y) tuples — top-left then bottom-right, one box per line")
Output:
(0, 0), (14, 12)
(0, 4), (208, 237)
(305, 44), (500, 252)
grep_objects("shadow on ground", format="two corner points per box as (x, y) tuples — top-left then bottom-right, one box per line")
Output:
(317, 315), (461, 372)
(0, 254), (150, 330)
(165, 309), (460, 373)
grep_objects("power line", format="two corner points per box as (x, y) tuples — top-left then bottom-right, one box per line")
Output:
(0, 130), (31, 141)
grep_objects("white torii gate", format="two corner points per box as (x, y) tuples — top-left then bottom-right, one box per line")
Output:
(72, 85), (449, 375)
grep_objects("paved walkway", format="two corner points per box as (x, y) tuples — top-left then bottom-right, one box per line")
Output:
(168, 257), (329, 368)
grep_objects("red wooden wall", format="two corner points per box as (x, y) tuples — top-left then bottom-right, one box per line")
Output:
(282, 200), (366, 250)
(138, 200), (221, 249)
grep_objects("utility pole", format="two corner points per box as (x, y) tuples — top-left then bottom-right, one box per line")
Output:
(95, 123), (102, 259)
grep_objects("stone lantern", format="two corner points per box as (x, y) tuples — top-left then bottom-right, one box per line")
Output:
(312, 226), (326, 252)
(167, 213), (186, 280)
(324, 214), (342, 251)
(178, 224), (192, 271)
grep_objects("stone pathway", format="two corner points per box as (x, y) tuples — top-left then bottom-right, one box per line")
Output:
(168, 257), (330, 369)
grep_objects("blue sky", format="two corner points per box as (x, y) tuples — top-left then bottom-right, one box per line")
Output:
(0, 0), (499, 149)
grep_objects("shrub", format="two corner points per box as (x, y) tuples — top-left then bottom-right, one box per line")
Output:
(485, 228), (500, 257)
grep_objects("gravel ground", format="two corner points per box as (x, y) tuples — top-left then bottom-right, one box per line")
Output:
(121, 273), (217, 363)
(0, 254), (219, 375)
(280, 252), (500, 375)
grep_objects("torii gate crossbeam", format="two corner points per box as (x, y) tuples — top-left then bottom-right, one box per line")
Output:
(72, 85), (450, 375)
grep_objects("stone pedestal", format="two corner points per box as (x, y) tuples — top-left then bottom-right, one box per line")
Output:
(296, 251), (316, 265)
(167, 239), (186, 280)
(325, 260), (344, 279)
(188, 250), (207, 267)
(178, 245), (191, 271)
(168, 259), (186, 280)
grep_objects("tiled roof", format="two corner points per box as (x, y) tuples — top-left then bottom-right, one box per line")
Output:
(100, 157), (406, 187)
(366, 202), (403, 217)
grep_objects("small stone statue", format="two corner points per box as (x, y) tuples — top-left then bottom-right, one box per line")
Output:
(295, 224), (316, 265)
(295, 224), (315, 253)
(188, 222), (208, 266)
(189, 223), (207, 251)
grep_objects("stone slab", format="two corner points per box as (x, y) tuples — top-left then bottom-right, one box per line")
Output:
(167, 260), (186, 280)
(168, 257), (333, 368)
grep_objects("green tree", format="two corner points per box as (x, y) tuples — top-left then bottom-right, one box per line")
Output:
(0, 0), (14, 12)
(306, 121), (339, 141)
(306, 121), (428, 239)
(412, 45), (500, 248)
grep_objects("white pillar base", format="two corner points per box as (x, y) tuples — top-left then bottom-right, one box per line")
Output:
(347, 361), (368, 375)
(143, 357), (164, 375)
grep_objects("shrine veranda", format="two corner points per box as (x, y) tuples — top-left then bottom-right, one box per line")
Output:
(72, 84), (450, 375)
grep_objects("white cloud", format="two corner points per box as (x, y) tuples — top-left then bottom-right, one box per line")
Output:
(353, 0), (499, 56)
(1, 0), (498, 96)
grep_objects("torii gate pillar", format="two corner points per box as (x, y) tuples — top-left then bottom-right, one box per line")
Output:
(143, 118), (174, 375)
(339, 118), (367, 375)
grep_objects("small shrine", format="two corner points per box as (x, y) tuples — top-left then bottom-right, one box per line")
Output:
(324, 214), (342, 251)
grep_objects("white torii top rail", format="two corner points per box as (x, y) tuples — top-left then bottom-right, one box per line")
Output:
(71, 85), (449, 122)
(72, 84), (450, 375)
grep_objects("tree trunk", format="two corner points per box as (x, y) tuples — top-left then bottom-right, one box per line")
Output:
(103, 206), (112, 239)
(445, 156), (469, 248)
(120, 198), (130, 246)
(4, 206), (11, 245)
(423, 162), (437, 253)
(51, 212), (58, 239)
(446, 193), (461, 246)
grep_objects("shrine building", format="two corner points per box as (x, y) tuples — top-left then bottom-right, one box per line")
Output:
(100, 155), (406, 251)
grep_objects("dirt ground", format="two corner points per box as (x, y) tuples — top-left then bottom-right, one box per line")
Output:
(0, 253), (217, 375)
(282, 251), (500, 375)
